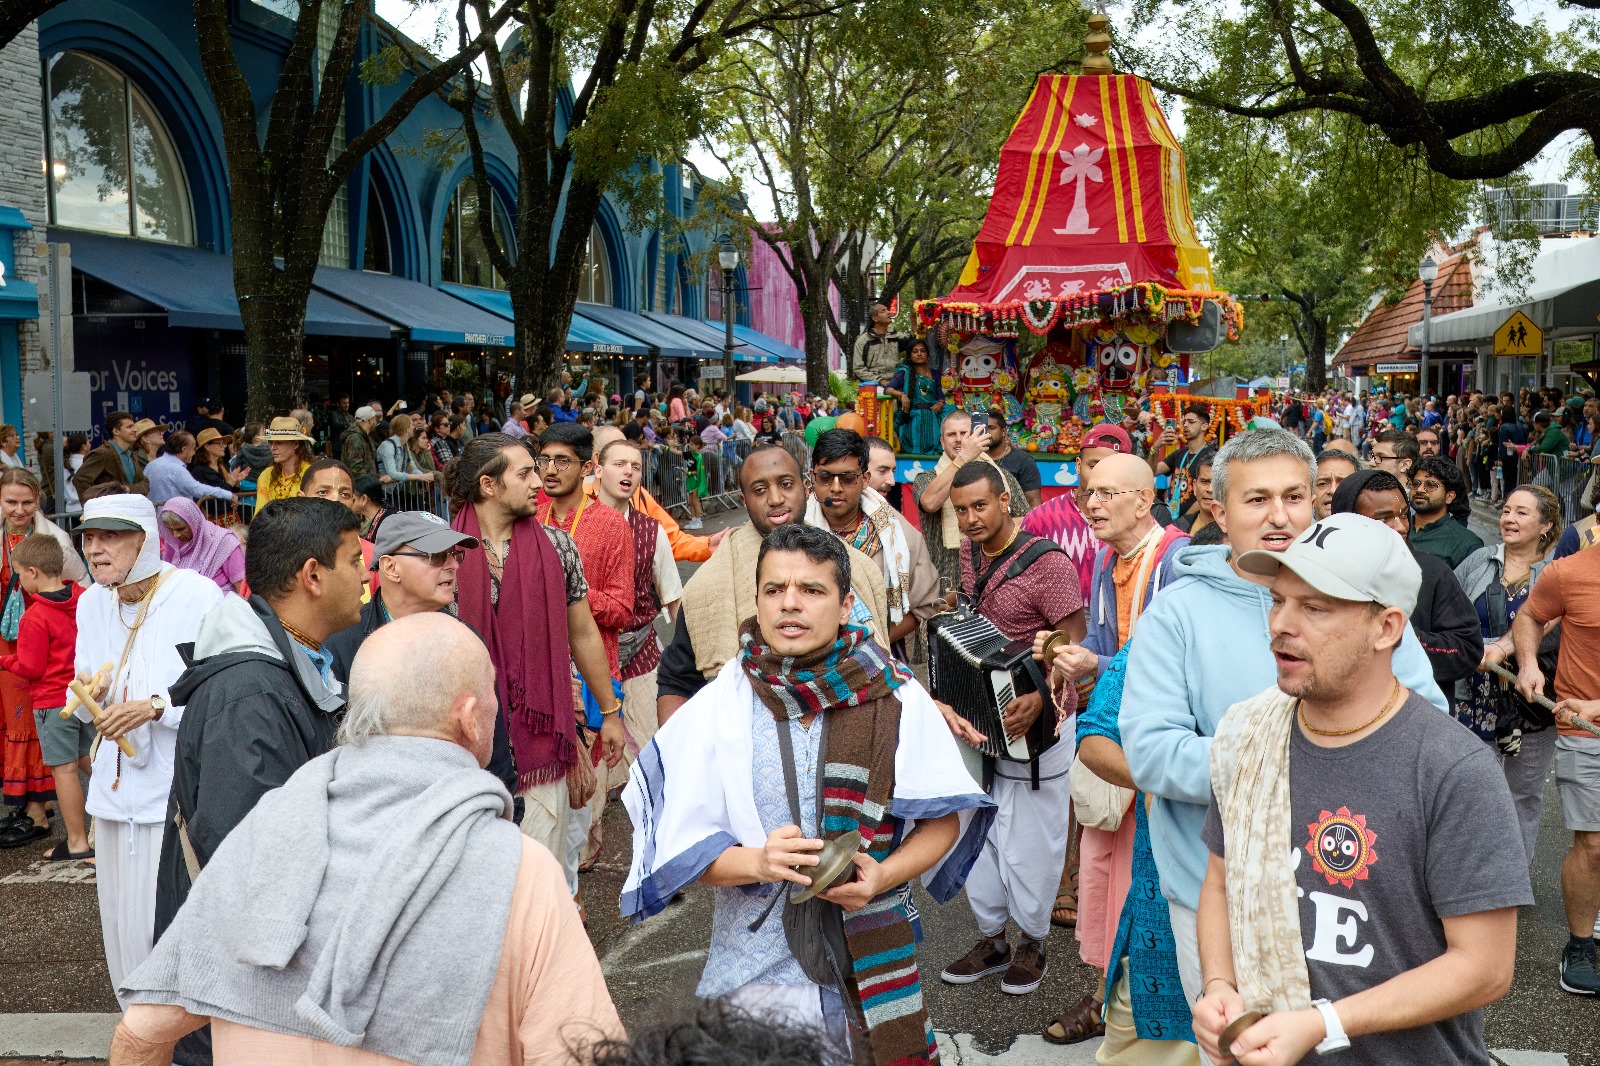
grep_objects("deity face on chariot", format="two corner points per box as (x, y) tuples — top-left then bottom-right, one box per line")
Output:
(959, 347), (1001, 390)
(1030, 355), (1070, 405)
(1095, 338), (1145, 391)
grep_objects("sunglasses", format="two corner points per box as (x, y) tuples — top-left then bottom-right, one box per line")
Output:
(811, 469), (863, 488)
(533, 455), (580, 471)
(387, 547), (467, 567)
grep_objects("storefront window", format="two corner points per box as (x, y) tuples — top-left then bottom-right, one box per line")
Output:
(440, 178), (512, 289)
(363, 179), (391, 273)
(578, 225), (611, 305)
(46, 51), (195, 245)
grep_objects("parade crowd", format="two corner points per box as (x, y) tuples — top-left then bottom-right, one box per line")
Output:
(0, 366), (1595, 1066)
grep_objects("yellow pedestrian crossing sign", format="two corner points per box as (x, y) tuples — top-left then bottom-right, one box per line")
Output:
(1493, 311), (1543, 357)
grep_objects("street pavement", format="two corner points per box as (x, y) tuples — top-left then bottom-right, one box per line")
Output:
(0, 497), (1596, 1061)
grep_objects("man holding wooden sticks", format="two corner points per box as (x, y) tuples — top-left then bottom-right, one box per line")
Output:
(72, 493), (222, 1006)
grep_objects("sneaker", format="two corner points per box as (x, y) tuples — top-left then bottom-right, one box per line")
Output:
(684, 518), (703, 530)
(1560, 938), (1600, 995)
(1000, 939), (1048, 995)
(940, 938), (1011, 985)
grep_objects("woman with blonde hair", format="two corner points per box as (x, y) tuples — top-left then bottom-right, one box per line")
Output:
(252, 417), (315, 511)
(376, 413), (435, 510)
(1456, 483), (1565, 865)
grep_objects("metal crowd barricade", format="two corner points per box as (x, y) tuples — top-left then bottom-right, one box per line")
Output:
(780, 430), (810, 473)
(1517, 451), (1589, 525)
(648, 446), (690, 517)
(387, 478), (449, 518)
(702, 438), (751, 512)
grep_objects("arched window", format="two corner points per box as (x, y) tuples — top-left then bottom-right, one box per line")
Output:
(578, 225), (611, 305)
(363, 178), (391, 273)
(45, 51), (195, 245)
(440, 177), (513, 289)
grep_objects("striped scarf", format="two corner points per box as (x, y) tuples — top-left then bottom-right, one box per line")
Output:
(738, 620), (938, 1065)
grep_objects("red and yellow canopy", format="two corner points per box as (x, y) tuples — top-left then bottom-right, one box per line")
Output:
(921, 74), (1231, 334)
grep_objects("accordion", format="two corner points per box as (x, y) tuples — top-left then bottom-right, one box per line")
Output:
(927, 608), (1057, 763)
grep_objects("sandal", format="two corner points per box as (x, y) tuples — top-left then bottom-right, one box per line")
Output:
(43, 840), (94, 863)
(0, 821), (50, 848)
(1042, 993), (1104, 1045)
(1050, 893), (1078, 928)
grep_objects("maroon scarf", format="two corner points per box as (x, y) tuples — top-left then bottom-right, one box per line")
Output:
(453, 504), (574, 788)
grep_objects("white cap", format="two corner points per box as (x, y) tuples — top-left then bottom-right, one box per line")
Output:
(354, 405), (378, 420)
(1237, 512), (1420, 617)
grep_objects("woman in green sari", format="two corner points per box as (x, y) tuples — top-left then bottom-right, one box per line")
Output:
(887, 339), (944, 455)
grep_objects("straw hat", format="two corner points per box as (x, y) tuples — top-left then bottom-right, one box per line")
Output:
(263, 415), (313, 442)
(130, 418), (161, 440)
(519, 393), (538, 408)
(194, 427), (224, 449)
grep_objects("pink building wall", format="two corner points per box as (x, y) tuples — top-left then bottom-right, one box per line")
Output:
(709, 235), (842, 370)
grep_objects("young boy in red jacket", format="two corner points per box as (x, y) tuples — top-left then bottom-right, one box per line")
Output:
(1, 535), (88, 860)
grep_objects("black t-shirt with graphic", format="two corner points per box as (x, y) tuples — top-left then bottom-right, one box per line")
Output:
(1204, 693), (1531, 1065)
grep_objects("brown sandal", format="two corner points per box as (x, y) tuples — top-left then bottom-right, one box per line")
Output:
(1050, 890), (1078, 928)
(1042, 993), (1104, 1045)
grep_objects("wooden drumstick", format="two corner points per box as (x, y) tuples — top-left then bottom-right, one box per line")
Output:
(60, 663), (112, 720)
(1483, 660), (1600, 739)
(69, 678), (136, 758)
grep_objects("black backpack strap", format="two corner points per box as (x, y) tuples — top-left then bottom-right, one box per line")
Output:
(969, 531), (1063, 611)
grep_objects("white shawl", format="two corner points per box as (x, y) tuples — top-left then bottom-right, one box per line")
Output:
(804, 485), (913, 625)
(621, 658), (994, 921)
(1209, 685), (1314, 1015)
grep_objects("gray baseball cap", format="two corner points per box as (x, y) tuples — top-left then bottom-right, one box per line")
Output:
(372, 511), (478, 565)
(1237, 512), (1420, 617)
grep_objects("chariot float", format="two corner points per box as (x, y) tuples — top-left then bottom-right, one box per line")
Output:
(881, 20), (1263, 495)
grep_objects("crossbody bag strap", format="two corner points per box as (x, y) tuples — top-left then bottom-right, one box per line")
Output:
(968, 531), (1036, 609)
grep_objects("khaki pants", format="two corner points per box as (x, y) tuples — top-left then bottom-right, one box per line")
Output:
(519, 776), (570, 875)
(1096, 964), (1202, 1066)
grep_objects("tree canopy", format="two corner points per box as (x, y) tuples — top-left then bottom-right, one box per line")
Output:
(1125, 0), (1596, 181)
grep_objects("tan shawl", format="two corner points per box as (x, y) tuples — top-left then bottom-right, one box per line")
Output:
(1208, 685), (1314, 1015)
(680, 522), (890, 679)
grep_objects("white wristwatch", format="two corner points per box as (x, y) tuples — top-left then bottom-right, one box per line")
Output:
(1313, 998), (1350, 1054)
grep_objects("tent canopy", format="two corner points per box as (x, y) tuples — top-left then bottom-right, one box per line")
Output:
(1408, 238), (1600, 348)
(736, 365), (807, 384)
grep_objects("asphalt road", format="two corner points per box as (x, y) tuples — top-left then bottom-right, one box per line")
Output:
(1, 498), (1596, 1061)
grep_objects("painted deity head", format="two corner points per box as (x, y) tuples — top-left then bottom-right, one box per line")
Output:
(957, 336), (1006, 391)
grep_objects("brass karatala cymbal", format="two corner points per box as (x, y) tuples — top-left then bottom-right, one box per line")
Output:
(1220, 1010), (1265, 1053)
(790, 830), (862, 903)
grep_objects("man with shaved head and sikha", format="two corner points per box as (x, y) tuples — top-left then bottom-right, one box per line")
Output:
(112, 613), (623, 1064)
(1032, 446), (1189, 1047)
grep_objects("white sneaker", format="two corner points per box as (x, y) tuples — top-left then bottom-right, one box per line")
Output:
(685, 518), (703, 529)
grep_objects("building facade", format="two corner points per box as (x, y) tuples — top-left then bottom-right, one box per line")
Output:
(2, 0), (757, 446)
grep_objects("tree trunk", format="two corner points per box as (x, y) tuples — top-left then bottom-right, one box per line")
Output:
(234, 265), (314, 421)
(799, 255), (835, 396)
(1304, 315), (1329, 392)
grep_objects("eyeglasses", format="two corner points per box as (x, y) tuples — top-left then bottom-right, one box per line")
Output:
(532, 455), (579, 471)
(811, 469), (863, 488)
(1073, 487), (1140, 503)
(388, 547), (467, 567)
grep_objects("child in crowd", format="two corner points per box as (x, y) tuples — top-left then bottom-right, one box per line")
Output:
(678, 431), (706, 529)
(0, 534), (88, 861)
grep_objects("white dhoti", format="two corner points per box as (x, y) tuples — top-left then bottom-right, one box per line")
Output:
(723, 982), (850, 1051)
(965, 738), (1076, 942)
(96, 818), (163, 1007)
(582, 668), (662, 865)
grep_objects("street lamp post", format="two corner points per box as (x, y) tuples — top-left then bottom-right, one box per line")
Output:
(718, 238), (740, 399)
(1418, 254), (1438, 399)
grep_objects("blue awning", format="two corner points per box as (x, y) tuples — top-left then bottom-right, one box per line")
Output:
(440, 284), (650, 356)
(0, 208), (38, 321)
(62, 231), (393, 339)
(640, 312), (774, 362)
(571, 303), (709, 359)
(733, 323), (804, 363)
(313, 268), (515, 346)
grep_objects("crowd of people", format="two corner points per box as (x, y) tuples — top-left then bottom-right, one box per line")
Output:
(0, 367), (1594, 1066)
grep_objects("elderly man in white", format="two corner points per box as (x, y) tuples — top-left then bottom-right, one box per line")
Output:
(73, 494), (222, 1004)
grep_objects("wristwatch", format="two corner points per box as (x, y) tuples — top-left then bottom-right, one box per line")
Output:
(149, 695), (167, 721)
(1313, 999), (1350, 1054)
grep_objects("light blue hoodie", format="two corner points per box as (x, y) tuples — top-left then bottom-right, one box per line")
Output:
(1119, 544), (1448, 912)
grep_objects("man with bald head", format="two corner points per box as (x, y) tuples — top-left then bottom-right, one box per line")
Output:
(1033, 447), (1189, 1044)
(112, 614), (624, 1064)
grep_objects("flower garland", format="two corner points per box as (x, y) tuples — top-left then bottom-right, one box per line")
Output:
(915, 284), (1243, 341)
(1147, 393), (1269, 447)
